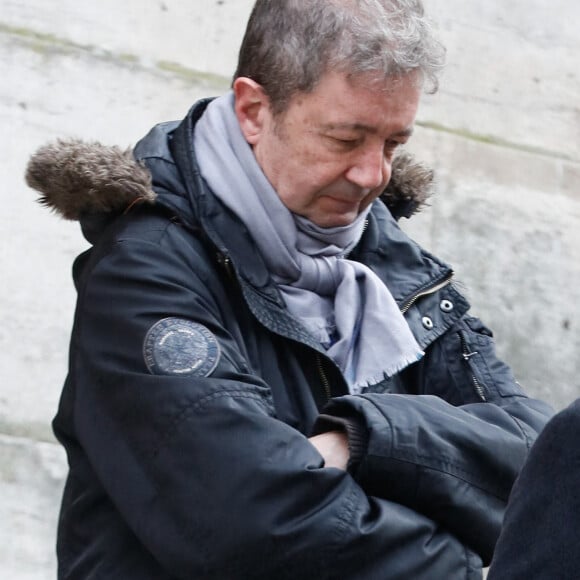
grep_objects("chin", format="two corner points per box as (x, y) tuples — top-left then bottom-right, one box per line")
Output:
(312, 213), (358, 228)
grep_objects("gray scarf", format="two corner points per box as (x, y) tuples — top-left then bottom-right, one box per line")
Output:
(194, 92), (423, 392)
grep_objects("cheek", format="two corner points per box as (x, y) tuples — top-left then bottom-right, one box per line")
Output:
(265, 136), (350, 208)
(277, 178), (318, 211)
(293, 169), (340, 200)
(279, 154), (331, 198)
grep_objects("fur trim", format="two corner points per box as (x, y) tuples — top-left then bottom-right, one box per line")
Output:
(380, 150), (434, 219)
(25, 139), (156, 220)
(25, 139), (433, 221)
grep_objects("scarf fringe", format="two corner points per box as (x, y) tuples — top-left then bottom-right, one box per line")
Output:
(352, 350), (425, 394)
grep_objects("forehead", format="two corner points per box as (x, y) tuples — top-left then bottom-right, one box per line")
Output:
(283, 70), (422, 132)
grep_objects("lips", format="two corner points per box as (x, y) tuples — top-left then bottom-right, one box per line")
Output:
(321, 198), (362, 214)
(323, 191), (370, 205)
(322, 191), (377, 213)
(326, 196), (358, 205)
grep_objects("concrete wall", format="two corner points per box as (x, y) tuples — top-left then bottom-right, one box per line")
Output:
(1, 0), (578, 576)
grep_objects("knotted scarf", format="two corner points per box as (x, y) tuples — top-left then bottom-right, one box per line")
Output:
(194, 92), (423, 392)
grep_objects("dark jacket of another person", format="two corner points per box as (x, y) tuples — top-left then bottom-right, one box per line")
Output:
(488, 399), (580, 580)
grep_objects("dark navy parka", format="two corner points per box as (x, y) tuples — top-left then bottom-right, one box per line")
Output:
(488, 399), (580, 579)
(52, 100), (553, 579)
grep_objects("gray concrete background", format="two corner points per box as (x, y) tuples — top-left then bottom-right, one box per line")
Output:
(1, 0), (578, 576)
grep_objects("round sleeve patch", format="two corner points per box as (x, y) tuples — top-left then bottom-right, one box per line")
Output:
(143, 318), (220, 377)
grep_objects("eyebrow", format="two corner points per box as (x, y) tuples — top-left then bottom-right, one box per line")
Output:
(321, 123), (415, 138)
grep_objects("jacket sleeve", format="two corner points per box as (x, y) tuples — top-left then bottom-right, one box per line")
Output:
(68, 219), (482, 580)
(313, 312), (553, 565)
(487, 400), (580, 580)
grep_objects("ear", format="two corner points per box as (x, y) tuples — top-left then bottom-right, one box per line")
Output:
(233, 77), (271, 146)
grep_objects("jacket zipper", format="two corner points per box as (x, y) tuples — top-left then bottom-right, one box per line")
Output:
(224, 256), (234, 279)
(317, 353), (332, 401)
(217, 253), (235, 280)
(400, 272), (454, 314)
(459, 332), (487, 402)
(313, 271), (453, 402)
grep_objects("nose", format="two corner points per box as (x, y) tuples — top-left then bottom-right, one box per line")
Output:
(345, 146), (391, 191)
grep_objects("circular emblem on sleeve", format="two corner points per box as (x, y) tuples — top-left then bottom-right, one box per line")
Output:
(143, 318), (220, 377)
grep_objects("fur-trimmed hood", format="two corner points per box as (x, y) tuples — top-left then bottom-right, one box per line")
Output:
(26, 137), (433, 224)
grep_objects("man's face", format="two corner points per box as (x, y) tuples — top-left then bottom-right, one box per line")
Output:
(247, 71), (421, 228)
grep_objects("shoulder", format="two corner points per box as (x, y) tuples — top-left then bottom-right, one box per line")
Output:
(534, 399), (580, 449)
(75, 205), (217, 302)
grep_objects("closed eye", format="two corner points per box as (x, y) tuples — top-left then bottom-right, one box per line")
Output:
(327, 136), (363, 150)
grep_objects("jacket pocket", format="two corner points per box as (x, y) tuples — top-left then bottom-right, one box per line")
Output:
(456, 316), (525, 401)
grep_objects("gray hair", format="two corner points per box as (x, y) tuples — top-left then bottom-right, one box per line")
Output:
(234, 0), (446, 114)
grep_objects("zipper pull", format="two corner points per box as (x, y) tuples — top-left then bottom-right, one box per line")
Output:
(458, 331), (487, 402)
(216, 252), (234, 280)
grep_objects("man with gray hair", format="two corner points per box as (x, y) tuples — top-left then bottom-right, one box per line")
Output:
(27, 0), (551, 578)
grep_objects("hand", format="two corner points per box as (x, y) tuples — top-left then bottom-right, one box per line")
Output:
(308, 430), (349, 470)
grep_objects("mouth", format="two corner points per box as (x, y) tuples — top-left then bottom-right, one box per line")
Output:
(326, 196), (357, 205)
(309, 194), (373, 227)
(321, 198), (361, 216)
(322, 191), (374, 211)
(324, 191), (369, 204)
